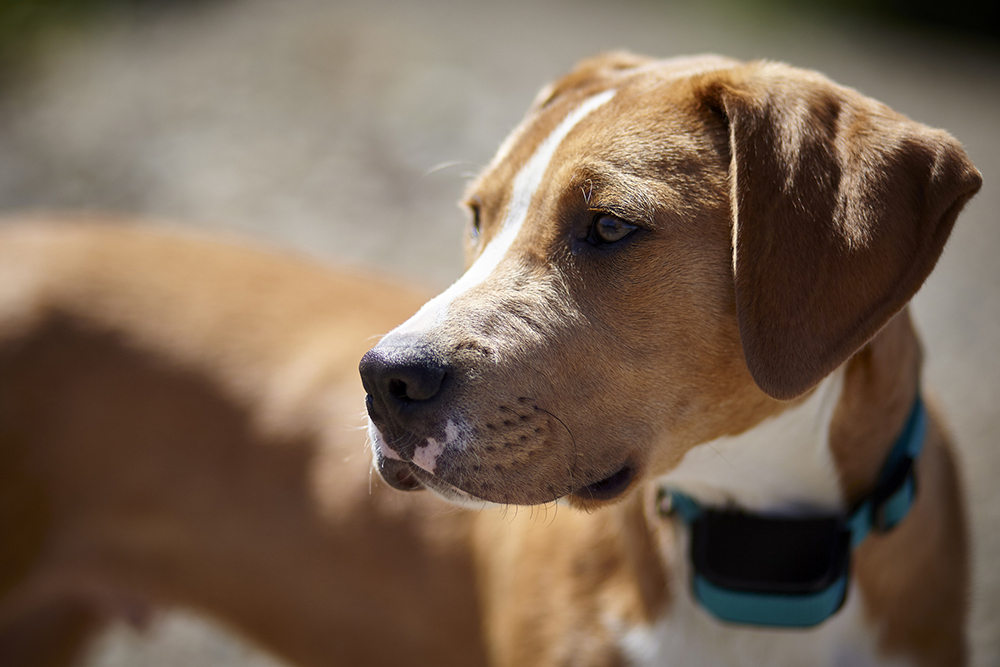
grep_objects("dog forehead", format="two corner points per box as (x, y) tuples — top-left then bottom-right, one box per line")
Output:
(466, 79), (727, 254)
(472, 88), (619, 197)
(473, 60), (732, 201)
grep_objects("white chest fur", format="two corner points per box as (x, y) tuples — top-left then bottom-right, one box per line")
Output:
(661, 370), (846, 515)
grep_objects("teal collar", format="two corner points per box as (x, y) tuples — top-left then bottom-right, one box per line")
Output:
(661, 394), (927, 628)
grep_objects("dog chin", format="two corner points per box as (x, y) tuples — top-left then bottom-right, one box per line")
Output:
(420, 477), (498, 510)
(371, 447), (498, 510)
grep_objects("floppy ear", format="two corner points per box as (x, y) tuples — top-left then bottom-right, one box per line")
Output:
(712, 63), (981, 400)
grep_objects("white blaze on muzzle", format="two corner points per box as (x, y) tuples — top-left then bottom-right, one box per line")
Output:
(391, 88), (618, 337)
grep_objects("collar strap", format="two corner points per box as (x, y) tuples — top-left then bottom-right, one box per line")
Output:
(661, 393), (927, 628)
(845, 393), (927, 547)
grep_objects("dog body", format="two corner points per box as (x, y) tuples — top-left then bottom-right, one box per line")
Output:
(0, 221), (488, 667)
(0, 53), (981, 667)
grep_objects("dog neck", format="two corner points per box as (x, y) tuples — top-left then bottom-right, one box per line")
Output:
(659, 369), (846, 515)
(658, 310), (921, 516)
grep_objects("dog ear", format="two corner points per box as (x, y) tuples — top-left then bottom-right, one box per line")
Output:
(710, 63), (981, 400)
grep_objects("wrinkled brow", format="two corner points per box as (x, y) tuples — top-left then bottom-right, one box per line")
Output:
(573, 165), (660, 228)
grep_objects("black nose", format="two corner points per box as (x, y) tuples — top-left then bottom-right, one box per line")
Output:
(359, 337), (450, 437)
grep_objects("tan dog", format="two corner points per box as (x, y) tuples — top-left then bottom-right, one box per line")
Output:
(361, 53), (980, 664)
(0, 52), (982, 667)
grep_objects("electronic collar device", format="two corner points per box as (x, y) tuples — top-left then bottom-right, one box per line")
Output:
(660, 394), (927, 628)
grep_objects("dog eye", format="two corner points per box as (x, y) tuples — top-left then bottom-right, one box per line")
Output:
(590, 214), (637, 245)
(467, 201), (482, 240)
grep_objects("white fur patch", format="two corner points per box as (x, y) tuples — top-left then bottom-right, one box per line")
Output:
(411, 419), (462, 473)
(413, 438), (446, 473)
(391, 88), (617, 336)
(368, 422), (401, 461)
(660, 369), (846, 514)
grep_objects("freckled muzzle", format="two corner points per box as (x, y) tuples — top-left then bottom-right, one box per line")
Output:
(360, 331), (639, 506)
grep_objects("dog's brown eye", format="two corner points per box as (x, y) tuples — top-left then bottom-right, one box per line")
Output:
(591, 214), (637, 245)
(468, 202), (482, 240)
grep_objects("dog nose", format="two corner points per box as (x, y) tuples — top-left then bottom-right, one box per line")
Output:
(359, 337), (450, 424)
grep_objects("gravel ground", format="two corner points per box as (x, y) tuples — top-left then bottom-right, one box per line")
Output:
(0, 0), (997, 664)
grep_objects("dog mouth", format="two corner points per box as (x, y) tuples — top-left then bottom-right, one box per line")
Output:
(378, 457), (426, 492)
(368, 414), (637, 505)
(375, 441), (637, 507)
(376, 455), (495, 507)
(569, 464), (637, 504)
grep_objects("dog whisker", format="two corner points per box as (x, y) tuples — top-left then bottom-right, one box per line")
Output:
(707, 443), (738, 472)
(419, 160), (483, 181)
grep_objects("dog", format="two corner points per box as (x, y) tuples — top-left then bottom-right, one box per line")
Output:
(0, 52), (982, 667)
(360, 52), (981, 665)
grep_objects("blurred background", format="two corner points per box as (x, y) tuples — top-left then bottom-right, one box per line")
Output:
(0, 0), (996, 664)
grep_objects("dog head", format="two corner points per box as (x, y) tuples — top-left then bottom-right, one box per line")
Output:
(360, 53), (980, 509)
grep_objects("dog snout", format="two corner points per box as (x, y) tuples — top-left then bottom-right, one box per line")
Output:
(360, 337), (451, 452)
(361, 347), (447, 402)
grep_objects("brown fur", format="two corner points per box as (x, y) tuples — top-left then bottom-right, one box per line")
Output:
(828, 311), (968, 665)
(0, 221), (487, 666)
(474, 489), (669, 667)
